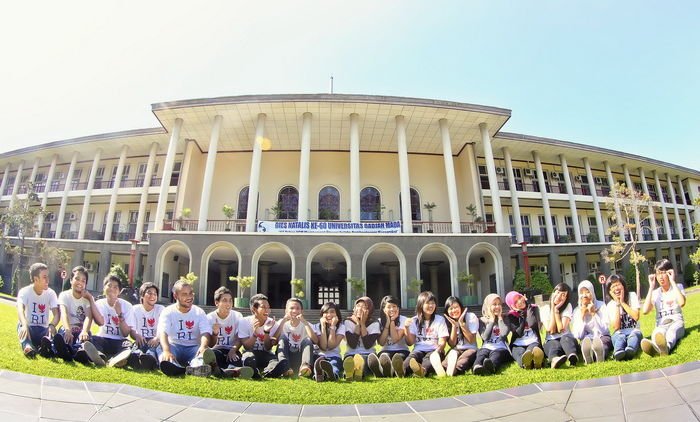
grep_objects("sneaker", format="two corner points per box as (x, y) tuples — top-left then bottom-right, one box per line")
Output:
(53, 335), (73, 361)
(430, 352), (446, 377)
(654, 332), (669, 356)
(160, 360), (186, 376)
(625, 347), (637, 360)
(299, 364), (312, 378)
(82, 341), (105, 366)
(319, 359), (334, 381)
(445, 349), (458, 376)
(186, 364), (212, 377)
(641, 338), (658, 357)
(613, 350), (626, 361)
(23, 345), (36, 359)
(353, 354), (364, 381)
(409, 357), (424, 377)
(472, 364), (486, 376)
(567, 353), (578, 367)
(379, 353), (392, 377)
(74, 349), (90, 364)
(483, 358), (495, 374)
(107, 349), (132, 368)
(39, 337), (54, 358)
(140, 353), (158, 371)
(127, 352), (140, 369)
(313, 357), (326, 382)
(202, 347), (216, 365)
(367, 353), (382, 377)
(521, 350), (533, 369)
(392, 354), (405, 377)
(533, 347), (544, 369)
(343, 357), (355, 380)
(581, 337), (593, 365)
(592, 337), (605, 363)
(222, 366), (254, 379)
(551, 355), (567, 369)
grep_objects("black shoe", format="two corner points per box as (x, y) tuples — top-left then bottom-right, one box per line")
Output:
(127, 352), (141, 369)
(319, 359), (335, 381)
(140, 354), (158, 371)
(313, 357), (326, 382)
(568, 353), (579, 367)
(74, 349), (90, 364)
(53, 335), (73, 361)
(483, 358), (495, 374)
(160, 360), (186, 376)
(39, 337), (54, 358)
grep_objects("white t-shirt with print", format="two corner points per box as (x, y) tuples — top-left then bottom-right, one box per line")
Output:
(157, 304), (212, 347)
(607, 292), (641, 335)
(17, 285), (58, 328)
(57, 290), (90, 329)
(450, 312), (479, 351)
(572, 300), (609, 340)
(207, 309), (244, 350)
(408, 315), (449, 353)
(279, 320), (310, 352)
(238, 315), (277, 352)
(540, 303), (574, 341)
(380, 315), (410, 352)
(129, 304), (164, 340)
(94, 298), (133, 340)
(652, 284), (685, 325)
(344, 320), (381, 355)
(480, 320), (509, 351)
(313, 322), (346, 358)
(512, 309), (540, 347)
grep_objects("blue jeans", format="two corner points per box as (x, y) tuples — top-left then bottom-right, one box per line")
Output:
(612, 330), (642, 355)
(158, 343), (199, 367)
(17, 324), (48, 350)
(131, 339), (158, 360)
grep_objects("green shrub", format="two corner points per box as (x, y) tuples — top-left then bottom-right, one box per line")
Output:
(513, 269), (553, 298)
(684, 261), (698, 287)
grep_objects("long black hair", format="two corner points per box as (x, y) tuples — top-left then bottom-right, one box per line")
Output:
(378, 295), (401, 330)
(415, 291), (437, 335)
(319, 302), (342, 330)
(552, 282), (571, 309)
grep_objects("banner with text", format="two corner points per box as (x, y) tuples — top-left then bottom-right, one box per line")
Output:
(256, 220), (402, 233)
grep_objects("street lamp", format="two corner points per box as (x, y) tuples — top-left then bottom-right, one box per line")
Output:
(128, 238), (140, 288)
(520, 241), (531, 288)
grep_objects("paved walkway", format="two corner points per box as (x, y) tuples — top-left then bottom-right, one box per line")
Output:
(0, 361), (698, 421)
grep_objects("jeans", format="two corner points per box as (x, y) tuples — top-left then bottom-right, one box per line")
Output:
(158, 343), (199, 367)
(543, 335), (579, 361)
(653, 319), (685, 352)
(612, 331), (642, 355)
(91, 336), (131, 359)
(131, 339), (159, 361)
(278, 336), (313, 373)
(17, 324), (48, 351)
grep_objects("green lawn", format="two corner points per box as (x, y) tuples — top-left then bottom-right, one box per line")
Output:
(0, 288), (698, 405)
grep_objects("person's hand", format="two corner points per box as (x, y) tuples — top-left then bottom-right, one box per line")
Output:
(212, 323), (220, 336)
(79, 330), (90, 342)
(18, 325), (28, 341)
(252, 318), (262, 332)
(161, 350), (175, 362)
(359, 308), (368, 324)
(444, 313), (456, 326)
(297, 313), (307, 324)
(134, 333), (146, 347)
(493, 305), (502, 317)
(667, 269), (676, 283)
(196, 345), (208, 358)
(114, 300), (122, 314)
(82, 290), (94, 301)
(648, 274), (657, 290)
(588, 303), (597, 314)
(147, 337), (160, 348)
(63, 329), (74, 344)
(404, 317), (414, 329)
(330, 316), (339, 327)
(227, 348), (240, 362)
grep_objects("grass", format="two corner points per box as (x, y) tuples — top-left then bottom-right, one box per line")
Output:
(0, 287), (698, 405)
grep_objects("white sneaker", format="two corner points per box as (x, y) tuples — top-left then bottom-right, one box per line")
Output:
(82, 341), (105, 367)
(445, 349), (458, 376)
(107, 349), (132, 368)
(430, 352), (446, 377)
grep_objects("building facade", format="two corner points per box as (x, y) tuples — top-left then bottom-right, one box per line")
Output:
(1, 94), (698, 309)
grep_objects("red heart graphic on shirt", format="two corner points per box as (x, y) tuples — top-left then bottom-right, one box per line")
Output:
(185, 320), (195, 329)
(493, 327), (500, 336)
(111, 316), (120, 325)
(292, 333), (301, 343)
(38, 304), (46, 313)
(224, 326), (233, 335)
(256, 333), (265, 342)
(426, 327), (434, 336)
(147, 318), (156, 327)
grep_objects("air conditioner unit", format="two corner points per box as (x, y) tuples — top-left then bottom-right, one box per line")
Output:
(574, 175), (583, 183)
(84, 262), (94, 271)
(589, 262), (599, 270)
(538, 265), (548, 273)
(594, 176), (605, 185)
(45, 212), (55, 221)
(523, 168), (534, 177)
(69, 212), (77, 221)
(551, 172), (561, 180)
(496, 167), (505, 175)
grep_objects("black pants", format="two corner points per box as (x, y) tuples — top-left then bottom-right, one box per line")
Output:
(474, 347), (512, 371)
(442, 348), (477, 375)
(511, 343), (542, 367)
(403, 349), (444, 376)
(241, 349), (288, 378)
(543, 335), (578, 361)
(91, 336), (130, 358)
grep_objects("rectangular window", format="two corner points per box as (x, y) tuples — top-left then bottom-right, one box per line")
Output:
(136, 163), (147, 187)
(71, 169), (82, 189)
(121, 164), (131, 187)
(170, 162), (182, 187)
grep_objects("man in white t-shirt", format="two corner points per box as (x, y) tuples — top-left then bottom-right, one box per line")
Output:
(641, 259), (687, 356)
(206, 286), (253, 378)
(238, 293), (288, 378)
(16, 263), (59, 358)
(126, 282), (164, 370)
(158, 280), (215, 377)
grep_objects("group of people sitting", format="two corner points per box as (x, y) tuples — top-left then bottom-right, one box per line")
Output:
(15, 258), (687, 381)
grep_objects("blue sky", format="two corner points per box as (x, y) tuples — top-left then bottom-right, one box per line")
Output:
(1, 1), (698, 170)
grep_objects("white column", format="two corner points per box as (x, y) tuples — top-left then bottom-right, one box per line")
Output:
(623, 165), (643, 241)
(677, 176), (693, 238)
(37, 154), (58, 235)
(666, 173), (683, 239)
(246, 114), (266, 232)
(396, 116), (412, 233)
(560, 155), (582, 243)
(198, 115), (223, 231)
(9, 161), (25, 208)
(104, 145), (128, 241)
(135, 143), (159, 241)
(56, 152), (78, 239)
(653, 170), (672, 240)
(584, 158), (605, 241)
(155, 118), (183, 231)
(503, 147), (523, 243)
(439, 119), (461, 233)
(298, 112), (312, 221)
(639, 167), (659, 240)
(466, 143), (483, 218)
(28, 158), (40, 192)
(533, 152), (554, 243)
(174, 139), (195, 218)
(479, 123), (505, 233)
(605, 161), (626, 240)
(78, 149), (102, 239)
(0, 163), (10, 200)
(350, 113), (360, 223)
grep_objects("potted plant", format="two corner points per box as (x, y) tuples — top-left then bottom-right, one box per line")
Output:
(466, 203), (483, 232)
(406, 278), (422, 308)
(423, 202), (436, 232)
(222, 204), (235, 231)
(178, 208), (192, 230)
(458, 270), (478, 305)
(270, 201), (283, 220)
(346, 277), (365, 301)
(229, 275), (254, 308)
(290, 278), (307, 308)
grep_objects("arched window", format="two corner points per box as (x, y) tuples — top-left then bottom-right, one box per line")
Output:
(360, 187), (381, 220)
(398, 188), (422, 220)
(277, 186), (298, 220)
(237, 186), (249, 219)
(318, 186), (340, 220)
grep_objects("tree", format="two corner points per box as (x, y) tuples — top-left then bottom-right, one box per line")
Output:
(601, 183), (655, 298)
(513, 269), (553, 298)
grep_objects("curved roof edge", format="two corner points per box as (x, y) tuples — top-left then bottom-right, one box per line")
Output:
(498, 131), (700, 176)
(0, 127), (166, 159)
(150, 93), (512, 117)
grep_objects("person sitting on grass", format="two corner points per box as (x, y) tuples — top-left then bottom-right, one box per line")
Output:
(207, 286), (253, 379)
(158, 280), (215, 376)
(572, 280), (610, 365)
(272, 297), (318, 378)
(126, 282), (163, 370)
(473, 293), (511, 375)
(641, 259), (686, 357)
(403, 291), (449, 378)
(238, 294), (288, 378)
(540, 283), (578, 369)
(441, 296), (478, 376)
(343, 296), (380, 381)
(54, 266), (104, 363)
(312, 301), (346, 382)
(606, 274), (642, 361)
(505, 290), (544, 370)
(17, 262), (59, 358)
(367, 295), (409, 378)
